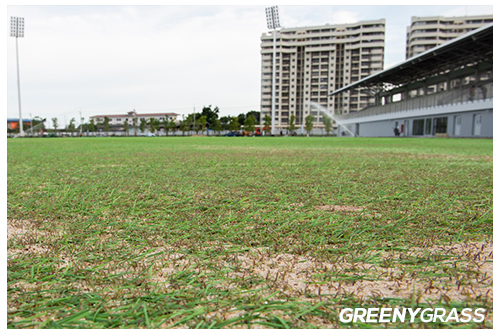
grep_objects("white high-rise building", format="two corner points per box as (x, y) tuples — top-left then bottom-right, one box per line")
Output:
(260, 19), (385, 132)
(406, 15), (493, 59)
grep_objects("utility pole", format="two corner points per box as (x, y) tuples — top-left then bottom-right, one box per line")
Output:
(10, 17), (25, 137)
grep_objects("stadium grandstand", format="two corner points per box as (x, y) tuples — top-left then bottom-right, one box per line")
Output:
(330, 23), (493, 138)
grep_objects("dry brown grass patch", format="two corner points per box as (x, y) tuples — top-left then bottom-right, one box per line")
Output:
(316, 205), (364, 212)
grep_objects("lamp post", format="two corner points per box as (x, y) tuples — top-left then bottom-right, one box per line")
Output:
(10, 16), (25, 137)
(265, 6), (281, 136)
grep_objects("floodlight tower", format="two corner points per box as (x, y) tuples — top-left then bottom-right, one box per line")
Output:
(265, 6), (281, 135)
(10, 17), (25, 137)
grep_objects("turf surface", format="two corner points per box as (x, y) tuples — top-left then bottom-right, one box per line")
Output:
(7, 137), (493, 328)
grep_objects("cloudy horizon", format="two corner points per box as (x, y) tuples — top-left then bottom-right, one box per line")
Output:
(7, 4), (493, 128)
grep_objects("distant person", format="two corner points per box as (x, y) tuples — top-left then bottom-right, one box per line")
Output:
(479, 85), (487, 100)
(469, 85), (476, 101)
(393, 127), (400, 137)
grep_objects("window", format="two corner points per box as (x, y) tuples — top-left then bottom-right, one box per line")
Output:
(433, 117), (448, 134)
(425, 118), (432, 135)
(412, 119), (424, 135)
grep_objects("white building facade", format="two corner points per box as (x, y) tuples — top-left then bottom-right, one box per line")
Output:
(92, 111), (178, 128)
(406, 15), (493, 59)
(260, 20), (385, 133)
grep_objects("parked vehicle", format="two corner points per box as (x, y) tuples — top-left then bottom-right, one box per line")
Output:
(43, 133), (57, 138)
(225, 132), (239, 137)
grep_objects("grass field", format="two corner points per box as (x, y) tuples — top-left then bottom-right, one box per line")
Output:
(7, 137), (493, 328)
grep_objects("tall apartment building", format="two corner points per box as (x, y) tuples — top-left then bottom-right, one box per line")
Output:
(260, 19), (385, 131)
(406, 15), (493, 59)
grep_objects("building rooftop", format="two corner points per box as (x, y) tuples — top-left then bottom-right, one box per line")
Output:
(92, 112), (179, 118)
(7, 118), (32, 122)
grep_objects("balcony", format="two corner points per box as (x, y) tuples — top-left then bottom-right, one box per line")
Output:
(336, 82), (493, 120)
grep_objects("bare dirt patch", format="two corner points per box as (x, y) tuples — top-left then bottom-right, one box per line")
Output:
(7, 220), (61, 258)
(316, 205), (364, 212)
(133, 240), (491, 328)
(7, 221), (29, 240)
(8, 219), (491, 306)
(117, 240), (492, 306)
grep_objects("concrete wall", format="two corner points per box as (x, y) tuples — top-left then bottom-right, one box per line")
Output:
(337, 108), (492, 138)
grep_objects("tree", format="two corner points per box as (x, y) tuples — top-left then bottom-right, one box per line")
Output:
(219, 116), (231, 131)
(89, 118), (96, 134)
(52, 117), (58, 132)
(163, 117), (171, 136)
(27, 116), (46, 137)
(103, 116), (110, 135)
(246, 111), (260, 124)
(184, 113), (199, 134)
(123, 119), (129, 136)
(212, 118), (223, 135)
(288, 114), (296, 134)
(244, 114), (256, 133)
(180, 119), (189, 136)
(32, 117), (46, 128)
(68, 118), (76, 136)
(229, 117), (240, 132)
(322, 114), (333, 136)
(198, 115), (208, 135)
(163, 118), (170, 136)
(132, 117), (138, 136)
(139, 118), (147, 134)
(80, 121), (89, 136)
(201, 105), (220, 130)
(149, 118), (157, 134)
(305, 114), (314, 137)
(237, 113), (246, 126)
(168, 119), (177, 135)
(263, 115), (272, 136)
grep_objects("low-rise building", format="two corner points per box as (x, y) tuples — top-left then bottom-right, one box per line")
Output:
(7, 118), (32, 131)
(91, 110), (179, 132)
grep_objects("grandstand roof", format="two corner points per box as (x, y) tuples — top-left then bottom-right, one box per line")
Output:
(329, 23), (493, 95)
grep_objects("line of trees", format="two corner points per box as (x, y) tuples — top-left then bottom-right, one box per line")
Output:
(15, 106), (336, 137)
(175, 106), (262, 136)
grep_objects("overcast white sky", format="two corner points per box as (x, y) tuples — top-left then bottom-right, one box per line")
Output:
(6, 2), (494, 127)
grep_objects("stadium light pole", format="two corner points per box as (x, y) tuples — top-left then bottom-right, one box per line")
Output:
(11, 17), (25, 138)
(265, 6), (281, 136)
